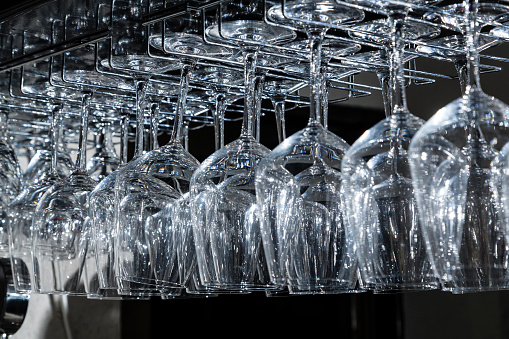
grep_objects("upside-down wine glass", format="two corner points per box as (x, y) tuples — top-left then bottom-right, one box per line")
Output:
(187, 19), (297, 293)
(89, 101), (158, 298)
(409, 0), (509, 293)
(340, 0), (442, 293)
(32, 92), (97, 295)
(0, 110), (23, 258)
(87, 109), (156, 300)
(105, 0), (183, 297)
(113, 32), (232, 297)
(253, 0), (365, 295)
(8, 105), (64, 293)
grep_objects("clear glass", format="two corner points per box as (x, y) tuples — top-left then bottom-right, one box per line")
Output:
(31, 94), (97, 295)
(409, 0), (509, 293)
(256, 121), (357, 293)
(90, 112), (156, 297)
(253, 1), (364, 295)
(0, 111), (23, 259)
(189, 20), (297, 293)
(8, 106), (63, 293)
(113, 33), (230, 296)
(342, 4), (442, 292)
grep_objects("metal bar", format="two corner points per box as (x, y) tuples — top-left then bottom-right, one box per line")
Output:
(0, 29), (110, 73)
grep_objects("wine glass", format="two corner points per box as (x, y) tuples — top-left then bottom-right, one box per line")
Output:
(187, 19), (297, 293)
(0, 110), (23, 260)
(252, 1), (366, 295)
(113, 32), (232, 297)
(87, 108), (159, 300)
(8, 105), (65, 293)
(31, 92), (98, 295)
(91, 81), (180, 298)
(409, 0), (509, 293)
(340, 1), (444, 293)
(89, 102), (163, 298)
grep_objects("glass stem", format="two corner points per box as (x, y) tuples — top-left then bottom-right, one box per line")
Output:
(150, 101), (160, 150)
(213, 91), (227, 151)
(170, 60), (195, 144)
(454, 57), (469, 95)
(104, 123), (115, 155)
(377, 70), (392, 117)
(134, 78), (148, 158)
(241, 48), (259, 137)
(464, 0), (483, 156)
(387, 9), (410, 178)
(120, 114), (129, 166)
(254, 71), (266, 142)
(0, 111), (7, 141)
(76, 92), (92, 173)
(320, 67), (330, 129)
(388, 10), (409, 118)
(50, 104), (63, 177)
(271, 94), (286, 144)
(463, 0), (481, 90)
(182, 122), (189, 152)
(307, 30), (324, 124)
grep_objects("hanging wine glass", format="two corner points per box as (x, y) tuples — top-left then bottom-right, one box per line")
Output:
(0, 110), (23, 259)
(32, 91), (98, 295)
(8, 105), (65, 293)
(112, 32), (232, 297)
(88, 101), (160, 298)
(87, 106), (161, 300)
(340, 1), (444, 293)
(252, 0), (365, 295)
(187, 19), (297, 293)
(409, 0), (509, 293)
